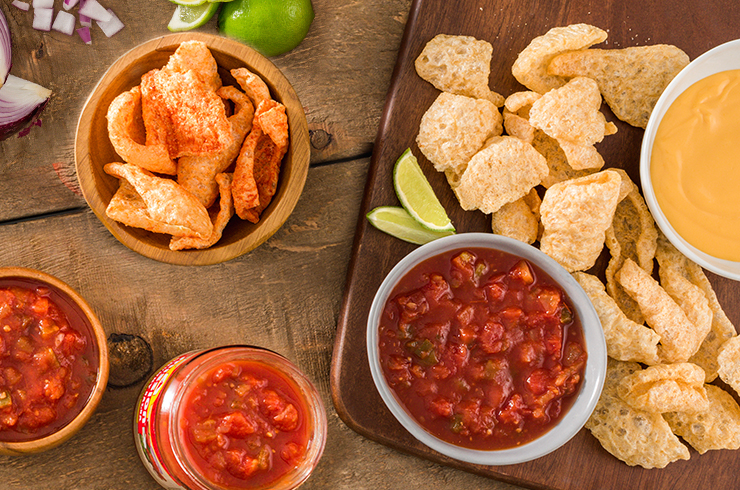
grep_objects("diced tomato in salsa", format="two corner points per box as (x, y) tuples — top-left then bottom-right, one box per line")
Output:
(378, 249), (587, 450)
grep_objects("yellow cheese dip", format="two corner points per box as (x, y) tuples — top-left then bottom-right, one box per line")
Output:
(651, 69), (740, 261)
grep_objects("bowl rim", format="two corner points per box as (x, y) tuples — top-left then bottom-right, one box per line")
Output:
(0, 267), (109, 455)
(640, 38), (740, 281)
(74, 32), (311, 266)
(366, 233), (607, 465)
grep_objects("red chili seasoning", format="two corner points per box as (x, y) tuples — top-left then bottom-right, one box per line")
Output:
(378, 248), (587, 450)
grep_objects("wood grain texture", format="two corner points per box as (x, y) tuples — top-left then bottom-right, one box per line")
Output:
(332, 0), (740, 489)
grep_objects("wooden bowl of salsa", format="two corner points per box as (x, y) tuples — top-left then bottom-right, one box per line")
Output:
(367, 233), (606, 465)
(0, 267), (109, 455)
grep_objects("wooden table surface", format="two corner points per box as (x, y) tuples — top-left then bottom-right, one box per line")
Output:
(0, 1), (523, 489)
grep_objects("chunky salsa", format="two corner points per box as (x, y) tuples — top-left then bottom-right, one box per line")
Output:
(378, 248), (587, 450)
(0, 280), (98, 441)
(179, 359), (311, 489)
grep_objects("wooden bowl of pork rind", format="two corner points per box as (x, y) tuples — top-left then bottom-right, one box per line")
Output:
(74, 33), (310, 265)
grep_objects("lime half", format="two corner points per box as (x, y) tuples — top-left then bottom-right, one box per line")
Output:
(167, 2), (219, 31)
(367, 206), (455, 245)
(393, 148), (455, 232)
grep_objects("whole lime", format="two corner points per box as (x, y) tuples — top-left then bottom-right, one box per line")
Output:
(218, 0), (315, 57)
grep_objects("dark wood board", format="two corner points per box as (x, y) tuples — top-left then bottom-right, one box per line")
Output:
(330, 1), (740, 489)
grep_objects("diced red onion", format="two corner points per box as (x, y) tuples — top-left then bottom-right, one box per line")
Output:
(52, 10), (76, 35)
(96, 9), (123, 38)
(12, 1), (30, 11)
(32, 8), (54, 32)
(79, 15), (92, 27)
(0, 74), (52, 139)
(78, 0), (112, 23)
(0, 9), (10, 86)
(32, 0), (54, 8)
(77, 26), (92, 45)
(63, 0), (79, 10)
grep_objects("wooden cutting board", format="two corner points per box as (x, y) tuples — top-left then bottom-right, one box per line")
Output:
(330, 1), (740, 489)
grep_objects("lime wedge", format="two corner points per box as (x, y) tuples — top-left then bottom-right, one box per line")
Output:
(167, 2), (219, 31)
(367, 206), (455, 245)
(168, 0), (207, 6)
(393, 148), (455, 232)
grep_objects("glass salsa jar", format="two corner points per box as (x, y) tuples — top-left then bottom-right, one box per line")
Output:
(134, 346), (327, 490)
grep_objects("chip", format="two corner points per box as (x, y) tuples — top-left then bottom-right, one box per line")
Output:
(617, 363), (709, 413)
(572, 272), (660, 365)
(503, 110), (536, 144)
(664, 384), (740, 454)
(415, 34), (504, 106)
(539, 169), (621, 272)
(231, 67), (271, 108)
(490, 191), (540, 244)
(512, 23), (608, 94)
(548, 45), (690, 128)
(416, 92), (502, 174)
(585, 358), (690, 468)
(165, 40), (222, 93)
(452, 136), (548, 214)
(718, 336), (740, 396)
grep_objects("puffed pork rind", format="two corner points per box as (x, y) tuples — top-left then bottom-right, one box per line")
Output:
(490, 189), (541, 244)
(165, 40), (222, 93)
(616, 258), (701, 363)
(417, 92), (502, 175)
(585, 358), (689, 469)
(415, 34), (505, 107)
(548, 45), (690, 128)
(617, 363), (709, 414)
(104, 162), (213, 239)
(512, 23), (608, 94)
(717, 336), (740, 396)
(664, 384), (740, 454)
(573, 272), (660, 365)
(452, 135), (547, 214)
(539, 169), (621, 272)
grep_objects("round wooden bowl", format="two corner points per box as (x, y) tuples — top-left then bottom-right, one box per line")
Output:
(0, 267), (109, 455)
(74, 33), (310, 265)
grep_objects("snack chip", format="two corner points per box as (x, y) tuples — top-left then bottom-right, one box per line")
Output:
(539, 170), (621, 272)
(416, 92), (502, 174)
(415, 34), (504, 106)
(664, 384), (740, 454)
(490, 190), (540, 244)
(718, 336), (740, 396)
(165, 40), (222, 93)
(512, 23), (607, 94)
(585, 358), (689, 468)
(548, 45), (690, 128)
(452, 136), (548, 214)
(573, 272), (660, 365)
(231, 67), (271, 108)
(617, 363), (709, 413)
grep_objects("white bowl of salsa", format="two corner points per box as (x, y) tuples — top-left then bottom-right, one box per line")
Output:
(641, 38), (740, 281)
(366, 233), (606, 465)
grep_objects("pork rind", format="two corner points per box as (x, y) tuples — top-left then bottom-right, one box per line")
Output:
(664, 384), (740, 454)
(617, 363), (709, 413)
(512, 23), (608, 94)
(231, 67), (271, 108)
(585, 358), (689, 468)
(490, 189), (541, 244)
(165, 40), (222, 93)
(573, 272), (660, 365)
(718, 336), (740, 396)
(616, 258), (701, 363)
(452, 136), (547, 214)
(417, 92), (502, 174)
(415, 34), (504, 107)
(548, 45), (690, 128)
(539, 169), (621, 272)
(104, 162), (213, 239)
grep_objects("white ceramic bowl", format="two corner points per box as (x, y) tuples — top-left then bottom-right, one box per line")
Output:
(366, 233), (606, 465)
(640, 39), (740, 281)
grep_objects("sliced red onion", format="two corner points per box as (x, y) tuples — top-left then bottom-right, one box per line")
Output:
(76, 26), (92, 45)
(96, 8), (123, 38)
(78, 0), (112, 23)
(32, 8), (54, 32)
(12, 1), (30, 11)
(31, 0), (54, 8)
(52, 10), (76, 35)
(0, 74), (52, 139)
(63, 0), (79, 10)
(0, 9), (10, 86)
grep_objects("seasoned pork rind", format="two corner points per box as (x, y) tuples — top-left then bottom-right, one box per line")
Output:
(512, 23), (607, 94)
(490, 189), (541, 244)
(585, 358), (689, 468)
(665, 384), (740, 454)
(452, 136), (547, 214)
(616, 259), (701, 363)
(548, 45), (690, 128)
(573, 272), (660, 365)
(718, 337), (740, 396)
(415, 34), (504, 106)
(104, 162), (213, 239)
(165, 40), (222, 93)
(539, 170), (621, 272)
(231, 67), (271, 108)
(416, 92), (502, 174)
(617, 363), (709, 413)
